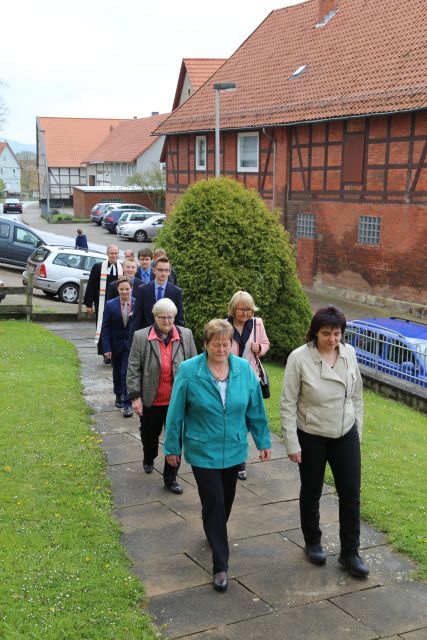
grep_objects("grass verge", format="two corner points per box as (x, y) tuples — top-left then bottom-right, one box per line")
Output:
(0, 321), (157, 639)
(264, 361), (427, 579)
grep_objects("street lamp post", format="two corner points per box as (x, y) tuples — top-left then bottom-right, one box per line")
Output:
(214, 82), (236, 178)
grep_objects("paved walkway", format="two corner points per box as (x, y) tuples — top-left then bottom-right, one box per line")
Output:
(45, 321), (427, 640)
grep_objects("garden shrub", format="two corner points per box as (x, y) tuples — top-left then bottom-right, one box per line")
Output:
(156, 178), (311, 360)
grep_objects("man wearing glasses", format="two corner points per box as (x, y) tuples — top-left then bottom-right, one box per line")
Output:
(127, 298), (197, 493)
(128, 255), (184, 346)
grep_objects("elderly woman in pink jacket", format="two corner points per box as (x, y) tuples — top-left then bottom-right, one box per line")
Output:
(227, 290), (270, 480)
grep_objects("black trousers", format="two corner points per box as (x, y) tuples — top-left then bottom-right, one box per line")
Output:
(192, 465), (239, 574)
(139, 405), (178, 486)
(297, 424), (361, 556)
(111, 350), (130, 406)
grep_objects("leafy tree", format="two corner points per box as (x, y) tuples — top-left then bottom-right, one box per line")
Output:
(126, 163), (165, 212)
(0, 178), (5, 196)
(16, 151), (38, 193)
(156, 177), (312, 360)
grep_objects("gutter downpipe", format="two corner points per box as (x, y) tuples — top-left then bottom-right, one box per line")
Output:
(262, 127), (276, 210)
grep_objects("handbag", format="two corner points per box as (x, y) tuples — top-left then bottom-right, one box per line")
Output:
(253, 318), (270, 399)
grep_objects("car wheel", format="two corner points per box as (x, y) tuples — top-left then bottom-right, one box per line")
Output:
(108, 228), (114, 233)
(58, 283), (79, 304)
(134, 230), (147, 242)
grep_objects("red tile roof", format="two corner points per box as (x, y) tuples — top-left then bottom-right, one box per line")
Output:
(84, 113), (169, 163)
(172, 58), (227, 110)
(37, 117), (129, 167)
(156, 0), (427, 135)
(0, 142), (7, 154)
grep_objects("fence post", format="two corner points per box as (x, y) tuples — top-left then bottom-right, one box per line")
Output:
(25, 272), (34, 321)
(77, 278), (88, 319)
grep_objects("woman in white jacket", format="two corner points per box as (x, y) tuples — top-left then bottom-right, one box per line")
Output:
(280, 306), (368, 578)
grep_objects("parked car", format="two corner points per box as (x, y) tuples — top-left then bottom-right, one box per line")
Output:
(0, 216), (44, 267)
(117, 210), (158, 226)
(23, 245), (105, 303)
(90, 203), (113, 225)
(3, 198), (23, 214)
(345, 317), (427, 387)
(117, 214), (166, 242)
(102, 205), (154, 233)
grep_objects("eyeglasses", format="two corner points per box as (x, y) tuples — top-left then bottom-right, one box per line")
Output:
(156, 316), (175, 322)
(235, 307), (253, 313)
(155, 268), (171, 274)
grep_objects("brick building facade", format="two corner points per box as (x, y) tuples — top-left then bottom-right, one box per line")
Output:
(156, 0), (427, 307)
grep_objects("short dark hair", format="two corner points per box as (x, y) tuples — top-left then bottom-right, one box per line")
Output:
(116, 276), (132, 288)
(138, 248), (153, 259)
(305, 306), (347, 343)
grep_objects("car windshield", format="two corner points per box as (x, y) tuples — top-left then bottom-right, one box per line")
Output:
(406, 338), (427, 358)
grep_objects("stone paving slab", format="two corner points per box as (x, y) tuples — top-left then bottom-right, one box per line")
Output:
(108, 462), (195, 508)
(400, 629), (427, 639)
(223, 600), (377, 640)
(238, 558), (380, 610)
(131, 553), (211, 596)
(149, 582), (273, 638)
(101, 432), (142, 465)
(332, 581), (427, 637)
(284, 521), (386, 554)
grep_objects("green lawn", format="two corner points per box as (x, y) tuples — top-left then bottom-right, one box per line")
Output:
(0, 321), (157, 639)
(264, 361), (427, 578)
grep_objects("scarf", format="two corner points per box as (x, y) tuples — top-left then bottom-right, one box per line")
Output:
(226, 316), (254, 357)
(95, 260), (123, 344)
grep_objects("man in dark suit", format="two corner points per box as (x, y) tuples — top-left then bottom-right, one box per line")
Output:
(137, 248), (155, 284)
(101, 276), (135, 417)
(83, 245), (122, 360)
(129, 255), (184, 346)
(107, 259), (142, 300)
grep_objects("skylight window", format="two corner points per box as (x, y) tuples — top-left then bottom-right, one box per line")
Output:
(290, 64), (307, 79)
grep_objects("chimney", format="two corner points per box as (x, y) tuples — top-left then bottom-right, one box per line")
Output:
(318, 0), (336, 23)
(133, 116), (137, 119)
(151, 111), (159, 116)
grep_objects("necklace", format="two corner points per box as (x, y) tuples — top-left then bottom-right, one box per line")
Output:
(208, 361), (229, 382)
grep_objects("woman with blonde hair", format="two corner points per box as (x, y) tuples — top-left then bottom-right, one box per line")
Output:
(164, 319), (271, 591)
(227, 291), (270, 479)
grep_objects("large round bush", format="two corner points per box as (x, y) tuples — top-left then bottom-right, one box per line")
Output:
(156, 178), (312, 360)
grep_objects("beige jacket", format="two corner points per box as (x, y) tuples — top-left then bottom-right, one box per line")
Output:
(280, 342), (363, 455)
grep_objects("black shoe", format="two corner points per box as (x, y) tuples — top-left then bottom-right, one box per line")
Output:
(115, 395), (124, 408)
(143, 462), (154, 474)
(103, 355), (112, 365)
(123, 406), (133, 418)
(213, 571), (228, 592)
(304, 544), (326, 565)
(165, 480), (183, 494)
(338, 554), (369, 577)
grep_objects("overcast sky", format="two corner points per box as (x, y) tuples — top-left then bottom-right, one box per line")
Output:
(1, 0), (306, 145)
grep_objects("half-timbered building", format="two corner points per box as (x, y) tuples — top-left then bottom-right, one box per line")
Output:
(155, 0), (427, 307)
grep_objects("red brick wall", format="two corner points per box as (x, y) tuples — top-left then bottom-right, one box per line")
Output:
(164, 111), (426, 304)
(73, 189), (161, 218)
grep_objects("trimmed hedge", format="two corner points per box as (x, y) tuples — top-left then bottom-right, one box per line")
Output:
(156, 178), (311, 360)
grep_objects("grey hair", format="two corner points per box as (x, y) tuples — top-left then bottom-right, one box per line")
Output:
(152, 297), (177, 317)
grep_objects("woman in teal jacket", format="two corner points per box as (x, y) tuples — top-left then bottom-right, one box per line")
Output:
(165, 319), (271, 592)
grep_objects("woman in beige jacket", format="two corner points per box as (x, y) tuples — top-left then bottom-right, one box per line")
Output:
(280, 306), (369, 578)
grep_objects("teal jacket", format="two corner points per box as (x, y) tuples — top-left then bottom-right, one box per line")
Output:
(164, 353), (271, 469)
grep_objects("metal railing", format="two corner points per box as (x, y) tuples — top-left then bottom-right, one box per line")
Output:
(0, 272), (34, 321)
(345, 325), (427, 388)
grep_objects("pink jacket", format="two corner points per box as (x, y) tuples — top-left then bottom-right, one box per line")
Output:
(231, 317), (270, 377)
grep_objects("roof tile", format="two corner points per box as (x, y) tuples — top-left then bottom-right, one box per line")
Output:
(156, 0), (427, 135)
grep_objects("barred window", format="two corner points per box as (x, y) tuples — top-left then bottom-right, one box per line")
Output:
(297, 213), (316, 238)
(358, 216), (380, 245)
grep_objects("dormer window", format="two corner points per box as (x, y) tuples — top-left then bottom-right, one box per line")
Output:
(289, 64), (307, 79)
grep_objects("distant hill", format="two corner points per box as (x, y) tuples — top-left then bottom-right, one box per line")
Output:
(3, 139), (37, 154)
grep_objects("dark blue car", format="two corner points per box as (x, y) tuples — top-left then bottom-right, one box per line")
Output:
(345, 317), (427, 388)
